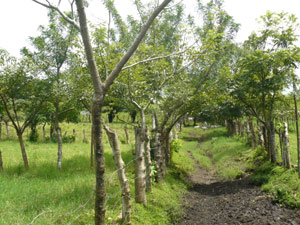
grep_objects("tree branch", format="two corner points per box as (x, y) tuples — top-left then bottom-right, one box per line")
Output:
(104, 0), (173, 92)
(32, 0), (80, 31)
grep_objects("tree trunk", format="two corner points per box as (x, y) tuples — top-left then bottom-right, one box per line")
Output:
(134, 126), (147, 204)
(130, 111), (137, 123)
(73, 129), (76, 141)
(56, 127), (63, 170)
(50, 125), (54, 143)
(163, 130), (171, 167)
(144, 128), (152, 192)
(0, 122), (2, 139)
(262, 125), (268, 154)
(124, 124), (130, 144)
(282, 122), (291, 169)
(17, 132), (29, 169)
(55, 104), (63, 170)
(92, 101), (106, 225)
(249, 118), (257, 148)
(257, 124), (264, 148)
(42, 123), (46, 143)
(103, 124), (131, 224)
(83, 129), (88, 143)
(91, 124), (94, 168)
(5, 121), (10, 139)
(267, 121), (277, 163)
(108, 111), (115, 123)
(293, 90), (300, 178)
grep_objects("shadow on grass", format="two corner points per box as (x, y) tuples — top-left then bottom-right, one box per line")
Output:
(182, 128), (228, 143)
(191, 177), (254, 196)
(3, 149), (135, 180)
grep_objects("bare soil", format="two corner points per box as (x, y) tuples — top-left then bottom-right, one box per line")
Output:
(177, 152), (300, 225)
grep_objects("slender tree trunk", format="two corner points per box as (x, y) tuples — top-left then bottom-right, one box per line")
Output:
(17, 132), (29, 169)
(262, 125), (269, 155)
(294, 91), (300, 178)
(57, 127), (63, 170)
(91, 124), (94, 168)
(144, 128), (152, 192)
(0, 122), (2, 139)
(42, 123), (46, 143)
(55, 105), (63, 170)
(104, 124), (131, 224)
(154, 131), (163, 183)
(282, 122), (291, 169)
(257, 124), (264, 148)
(5, 121), (10, 139)
(83, 129), (88, 143)
(134, 126), (147, 204)
(50, 125), (54, 143)
(249, 118), (257, 148)
(267, 121), (277, 163)
(124, 124), (130, 144)
(73, 129), (76, 141)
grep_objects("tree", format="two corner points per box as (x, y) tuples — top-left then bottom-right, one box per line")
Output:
(33, 0), (172, 224)
(23, 10), (79, 169)
(0, 50), (51, 169)
(230, 12), (300, 163)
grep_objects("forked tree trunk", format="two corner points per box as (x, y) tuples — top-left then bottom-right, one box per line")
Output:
(103, 124), (131, 224)
(134, 126), (147, 204)
(144, 128), (152, 192)
(17, 132), (29, 169)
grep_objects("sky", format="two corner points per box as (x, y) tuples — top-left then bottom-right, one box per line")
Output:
(1, 0), (300, 57)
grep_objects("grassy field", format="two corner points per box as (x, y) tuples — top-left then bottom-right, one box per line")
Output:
(0, 122), (192, 225)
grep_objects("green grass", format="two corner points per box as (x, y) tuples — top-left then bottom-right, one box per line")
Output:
(0, 122), (190, 225)
(180, 127), (252, 178)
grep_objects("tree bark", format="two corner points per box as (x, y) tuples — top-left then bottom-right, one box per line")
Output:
(267, 121), (277, 163)
(124, 124), (130, 144)
(293, 89), (300, 178)
(5, 121), (10, 139)
(42, 123), (46, 143)
(103, 124), (131, 224)
(0, 122), (2, 139)
(55, 104), (63, 170)
(134, 126), (147, 204)
(17, 132), (29, 169)
(144, 128), (152, 192)
(282, 122), (291, 169)
(249, 118), (257, 148)
(91, 124), (94, 168)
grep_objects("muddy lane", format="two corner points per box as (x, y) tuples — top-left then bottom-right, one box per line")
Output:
(177, 154), (300, 225)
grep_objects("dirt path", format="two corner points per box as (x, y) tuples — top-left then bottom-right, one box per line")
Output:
(177, 151), (300, 225)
